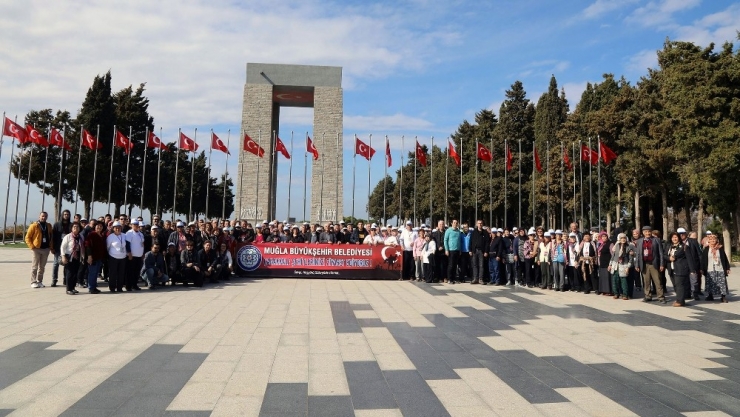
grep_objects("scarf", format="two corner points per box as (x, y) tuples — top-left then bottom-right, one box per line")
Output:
(71, 232), (81, 259)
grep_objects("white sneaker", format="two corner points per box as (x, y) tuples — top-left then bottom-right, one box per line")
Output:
(38, 282), (45, 288)
(31, 282), (40, 288)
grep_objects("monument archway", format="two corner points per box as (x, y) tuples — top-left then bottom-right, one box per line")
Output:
(237, 63), (343, 223)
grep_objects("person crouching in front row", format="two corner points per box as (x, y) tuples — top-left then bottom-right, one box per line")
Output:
(198, 240), (222, 284)
(180, 241), (203, 287)
(141, 243), (169, 289)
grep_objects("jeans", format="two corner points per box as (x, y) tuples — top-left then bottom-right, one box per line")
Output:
(87, 260), (102, 290)
(447, 250), (460, 282)
(471, 250), (486, 282)
(142, 268), (169, 286)
(52, 254), (62, 282)
(488, 257), (499, 284)
(414, 257), (423, 279)
(540, 262), (552, 288)
(552, 262), (565, 289)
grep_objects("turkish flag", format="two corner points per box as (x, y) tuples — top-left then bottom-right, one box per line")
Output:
(211, 132), (230, 155)
(415, 141), (427, 167)
(147, 131), (168, 151)
(25, 125), (49, 147)
(243, 133), (265, 157)
(355, 137), (375, 161)
(275, 136), (290, 159)
(49, 128), (71, 151)
(564, 148), (573, 171)
(534, 146), (543, 173)
(581, 144), (598, 166)
(179, 132), (198, 152)
(599, 141), (618, 165)
(3, 117), (28, 143)
(115, 130), (134, 154)
(385, 138), (392, 167)
(506, 144), (513, 172)
(306, 135), (319, 160)
(477, 142), (492, 162)
(449, 141), (461, 167)
(82, 129), (102, 150)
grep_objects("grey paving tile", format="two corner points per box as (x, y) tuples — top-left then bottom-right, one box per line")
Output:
(307, 396), (354, 417)
(0, 410), (13, 417)
(349, 304), (373, 310)
(542, 356), (605, 378)
(344, 361), (397, 410)
(384, 370), (450, 417)
(385, 322), (459, 380)
(392, 392), (450, 417)
(113, 394), (174, 416)
(162, 412), (213, 417)
(699, 379), (740, 399)
(330, 301), (362, 333)
(636, 382), (715, 412)
(356, 318), (385, 327)
(437, 351), (484, 369)
(497, 375), (568, 404)
(0, 341), (73, 390)
(259, 383), (308, 416)
(525, 364), (585, 389)
(693, 392), (740, 416)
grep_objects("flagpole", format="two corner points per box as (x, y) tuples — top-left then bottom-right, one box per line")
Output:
(413, 136), (417, 225)
(546, 140), (550, 229)
(532, 143), (535, 227)
(334, 132), (339, 223)
(188, 128), (197, 222)
(141, 127), (148, 218)
(444, 141), (448, 225)
(579, 140), (584, 228)
(57, 127), (66, 221)
(489, 136), (493, 227)
(22, 144), (33, 235)
(123, 126), (132, 214)
(383, 135), (387, 224)
(222, 129), (230, 220)
(504, 139), (508, 229)
(588, 137), (593, 230)
(2, 116), (14, 244)
(73, 125), (83, 217)
(399, 135), (404, 225)
(475, 138), (478, 223)
(173, 128), (180, 221)
(368, 134), (372, 222)
(430, 136), (434, 226)
(459, 138), (463, 222)
(107, 126), (116, 216)
(287, 131), (294, 221)
(560, 141), (564, 230)
(303, 132), (308, 222)
(206, 129), (213, 220)
(518, 138), (521, 227)
(41, 124), (50, 212)
(351, 134), (356, 221)
(573, 142), (577, 225)
(597, 135), (601, 231)
(320, 139), (325, 223)
(13, 130), (25, 243)
(88, 125), (100, 217)
(155, 127), (162, 218)
(254, 129), (261, 222)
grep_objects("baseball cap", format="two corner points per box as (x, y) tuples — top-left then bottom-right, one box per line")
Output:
(568, 232), (577, 237)
(677, 228), (687, 234)
(527, 228), (536, 235)
(112, 221), (122, 228)
(406, 221), (412, 226)
(176, 221), (185, 227)
(554, 229), (562, 234)
(131, 220), (140, 226)
(544, 232), (551, 237)
(370, 223), (378, 229)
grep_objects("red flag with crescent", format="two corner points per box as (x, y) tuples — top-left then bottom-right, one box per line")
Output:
(82, 129), (102, 150)
(355, 137), (375, 161)
(581, 144), (598, 166)
(534, 145), (543, 173)
(599, 141), (618, 165)
(449, 141), (461, 167)
(3, 117), (28, 143)
(49, 128), (71, 151)
(564, 147), (573, 171)
(385, 138), (392, 167)
(243, 134), (265, 157)
(415, 141), (427, 167)
(275, 136), (290, 159)
(179, 132), (198, 152)
(476, 142), (492, 162)
(25, 125), (49, 147)
(306, 135), (319, 160)
(211, 132), (230, 155)
(147, 131), (168, 151)
(506, 144), (513, 171)
(115, 130), (134, 154)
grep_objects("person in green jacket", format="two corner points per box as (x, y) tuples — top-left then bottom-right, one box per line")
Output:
(444, 220), (463, 284)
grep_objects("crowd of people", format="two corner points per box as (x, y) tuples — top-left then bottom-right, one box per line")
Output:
(24, 211), (731, 304)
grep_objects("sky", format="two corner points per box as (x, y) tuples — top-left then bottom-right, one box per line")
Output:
(1, 0), (739, 225)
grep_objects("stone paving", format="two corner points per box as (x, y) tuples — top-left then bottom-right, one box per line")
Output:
(0, 247), (739, 416)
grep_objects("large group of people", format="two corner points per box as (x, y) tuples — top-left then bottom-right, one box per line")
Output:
(24, 211), (731, 304)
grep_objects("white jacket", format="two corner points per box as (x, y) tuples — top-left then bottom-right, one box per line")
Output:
(60, 232), (85, 260)
(423, 240), (436, 264)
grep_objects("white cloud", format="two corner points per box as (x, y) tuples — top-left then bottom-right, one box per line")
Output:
(627, 0), (701, 28)
(561, 81), (589, 108)
(344, 114), (436, 132)
(582, 0), (641, 19)
(626, 49), (659, 74)
(672, 4), (740, 46)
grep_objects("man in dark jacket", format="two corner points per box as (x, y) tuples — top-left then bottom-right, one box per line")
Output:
(681, 229), (703, 300)
(141, 243), (169, 289)
(635, 226), (666, 303)
(487, 228), (504, 285)
(469, 220), (490, 284)
(198, 240), (221, 283)
(431, 220), (447, 282)
(51, 210), (72, 286)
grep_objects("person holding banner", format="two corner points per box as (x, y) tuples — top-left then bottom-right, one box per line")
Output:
(363, 224), (383, 246)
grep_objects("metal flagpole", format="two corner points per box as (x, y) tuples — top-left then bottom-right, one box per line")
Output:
(560, 141), (564, 230)
(287, 131), (294, 221)
(89, 125), (100, 218)
(546, 140), (550, 229)
(459, 138), (463, 222)
(222, 129), (230, 220)
(399, 135), (403, 225)
(57, 127), (66, 221)
(140, 127), (148, 218)
(597, 135), (601, 231)
(588, 137), (593, 230)
(504, 139), (508, 229)
(383, 135), (387, 224)
(573, 142), (576, 224)
(11, 116), (24, 244)
(444, 141), (448, 225)
(351, 134), (356, 220)
(74, 126), (83, 216)
(319, 139), (325, 222)
(368, 134), (372, 222)
(579, 140), (584, 228)
(173, 128), (180, 220)
(489, 136), (493, 226)
(107, 126), (116, 216)
(413, 136), (417, 224)
(21, 144), (33, 235)
(205, 129), (213, 219)
(41, 124), (51, 212)
(475, 138), (478, 222)
(335, 132), (339, 222)
(532, 143), (536, 227)
(518, 139), (522, 227)
(123, 126), (132, 214)
(155, 127), (162, 218)
(430, 136), (434, 226)
(254, 129), (261, 222)
(303, 132), (307, 222)
(188, 128), (196, 222)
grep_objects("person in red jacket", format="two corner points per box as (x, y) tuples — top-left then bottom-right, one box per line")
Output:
(84, 222), (107, 294)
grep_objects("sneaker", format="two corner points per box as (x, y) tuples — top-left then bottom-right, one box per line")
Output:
(89, 288), (101, 294)
(38, 282), (45, 288)
(31, 282), (40, 288)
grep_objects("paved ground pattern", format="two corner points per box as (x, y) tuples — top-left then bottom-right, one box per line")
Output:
(0, 248), (739, 416)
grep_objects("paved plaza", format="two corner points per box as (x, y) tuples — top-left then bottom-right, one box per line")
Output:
(0, 247), (739, 417)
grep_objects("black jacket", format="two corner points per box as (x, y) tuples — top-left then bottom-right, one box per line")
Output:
(469, 228), (489, 252)
(52, 220), (72, 255)
(700, 246), (730, 275)
(487, 235), (503, 257)
(664, 244), (688, 277)
(684, 238), (702, 273)
(198, 248), (219, 270)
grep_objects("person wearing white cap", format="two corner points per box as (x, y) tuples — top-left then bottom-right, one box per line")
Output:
(566, 232), (581, 292)
(400, 221), (416, 280)
(486, 225), (503, 285)
(521, 228), (537, 287)
(124, 220), (145, 291)
(578, 232), (598, 295)
(412, 228), (426, 281)
(537, 232), (553, 289)
(551, 231), (566, 291)
(106, 221), (127, 292)
(168, 221), (190, 253)
(385, 227), (400, 248)
(363, 224), (383, 246)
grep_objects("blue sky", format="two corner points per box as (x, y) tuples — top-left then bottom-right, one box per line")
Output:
(1, 0), (739, 224)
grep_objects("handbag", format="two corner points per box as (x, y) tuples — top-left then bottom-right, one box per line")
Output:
(506, 253), (515, 264)
(618, 263), (630, 277)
